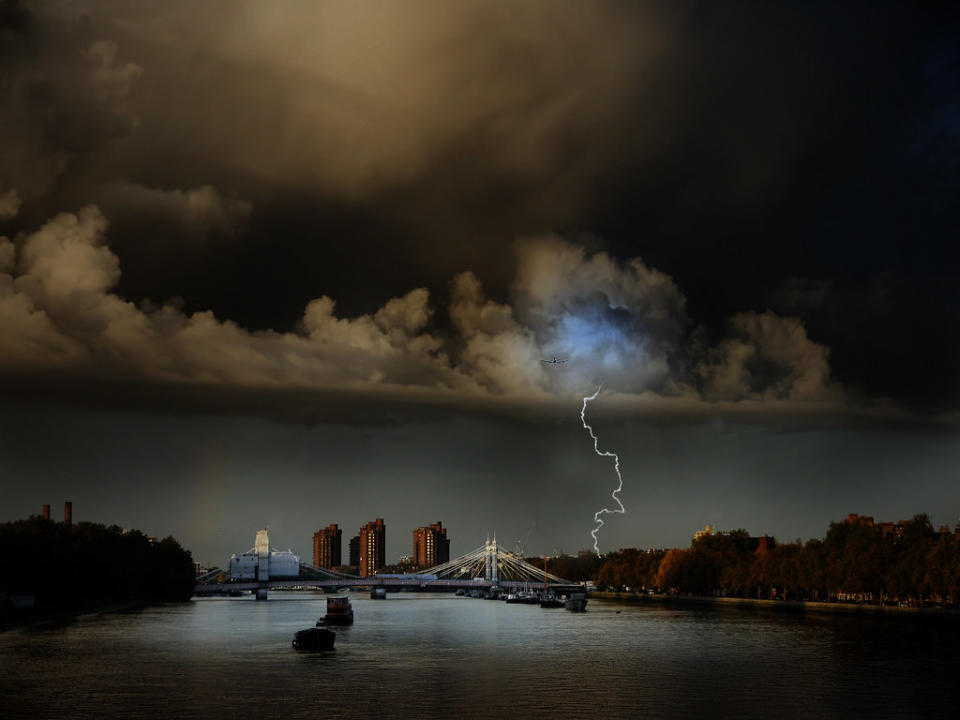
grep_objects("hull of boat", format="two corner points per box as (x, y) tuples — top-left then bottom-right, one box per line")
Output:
(293, 628), (336, 651)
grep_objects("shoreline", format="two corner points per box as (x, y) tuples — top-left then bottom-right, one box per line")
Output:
(591, 591), (960, 620)
(0, 598), (160, 633)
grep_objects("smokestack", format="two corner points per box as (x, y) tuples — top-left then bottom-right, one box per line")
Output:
(42, 504), (51, 521)
(64, 501), (72, 526)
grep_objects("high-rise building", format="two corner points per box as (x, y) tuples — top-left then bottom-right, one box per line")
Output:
(413, 521), (450, 568)
(358, 518), (386, 577)
(312, 524), (342, 568)
(349, 535), (360, 567)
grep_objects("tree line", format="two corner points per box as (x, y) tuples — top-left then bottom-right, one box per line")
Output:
(594, 514), (960, 606)
(0, 516), (196, 617)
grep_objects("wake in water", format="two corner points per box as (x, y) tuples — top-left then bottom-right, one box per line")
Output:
(580, 384), (625, 556)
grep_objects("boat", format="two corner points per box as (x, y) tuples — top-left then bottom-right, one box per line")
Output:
(370, 587), (387, 600)
(292, 627), (335, 651)
(565, 591), (588, 612)
(317, 595), (354, 625)
(540, 593), (564, 608)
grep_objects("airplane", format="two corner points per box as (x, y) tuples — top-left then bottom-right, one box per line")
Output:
(540, 356), (567, 364)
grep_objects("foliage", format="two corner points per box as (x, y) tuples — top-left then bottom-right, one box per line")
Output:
(0, 516), (196, 609)
(592, 513), (960, 605)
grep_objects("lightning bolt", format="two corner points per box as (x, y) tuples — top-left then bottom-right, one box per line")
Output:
(581, 384), (624, 556)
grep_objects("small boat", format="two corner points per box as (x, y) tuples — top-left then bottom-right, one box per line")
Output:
(292, 627), (335, 651)
(565, 591), (588, 612)
(540, 593), (564, 608)
(370, 587), (387, 600)
(318, 595), (354, 625)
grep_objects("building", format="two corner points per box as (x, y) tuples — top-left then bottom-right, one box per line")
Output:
(349, 535), (360, 567)
(752, 535), (776, 555)
(693, 524), (713, 542)
(358, 519), (386, 577)
(413, 521), (450, 568)
(229, 528), (300, 580)
(312, 524), (342, 568)
(847, 513), (908, 540)
(846, 513), (875, 527)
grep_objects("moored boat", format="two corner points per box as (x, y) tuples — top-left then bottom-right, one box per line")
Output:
(540, 593), (564, 608)
(565, 591), (588, 612)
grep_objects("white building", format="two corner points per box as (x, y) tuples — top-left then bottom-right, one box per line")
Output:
(229, 529), (301, 580)
(693, 524), (714, 542)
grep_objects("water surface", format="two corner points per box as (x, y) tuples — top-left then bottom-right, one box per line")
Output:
(2, 592), (958, 718)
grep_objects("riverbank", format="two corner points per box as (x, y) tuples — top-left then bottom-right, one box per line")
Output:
(591, 591), (960, 620)
(0, 598), (157, 633)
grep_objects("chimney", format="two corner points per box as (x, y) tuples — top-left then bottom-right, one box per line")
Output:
(42, 504), (51, 521)
(64, 501), (72, 526)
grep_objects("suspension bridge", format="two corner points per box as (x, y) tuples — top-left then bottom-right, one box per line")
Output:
(193, 536), (579, 598)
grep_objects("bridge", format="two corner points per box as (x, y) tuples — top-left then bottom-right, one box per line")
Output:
(194, 536), (579, 598)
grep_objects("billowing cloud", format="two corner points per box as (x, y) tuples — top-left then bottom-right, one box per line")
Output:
(512, 234), (689, 395)
(0, 10), (143, 201)
(0, 189), (21, 220)
(2, 0), (678, 257)
(0, 206), (844, 413)
(96, 183), (252, 241)
(0, 205), (467, 391)
(449, 270), (545, 397)
(698, 311), (840, 402)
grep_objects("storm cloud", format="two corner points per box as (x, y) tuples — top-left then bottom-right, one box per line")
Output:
(0, 200), (843, 415)
(0, 0), (956, 415)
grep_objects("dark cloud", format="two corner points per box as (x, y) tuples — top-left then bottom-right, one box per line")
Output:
(0, 0), (957, 414)
(1, 206), (855, 421)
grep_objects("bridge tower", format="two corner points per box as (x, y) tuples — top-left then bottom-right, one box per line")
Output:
(483, 536), (499, 587)
(484, 537), (491, 581)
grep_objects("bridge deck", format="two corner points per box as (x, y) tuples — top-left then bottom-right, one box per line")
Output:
(194, 577), (580, 595)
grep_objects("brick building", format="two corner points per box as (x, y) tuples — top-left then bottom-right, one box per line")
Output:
(349, 535), (360, 567)
(413, 521), (450, 568)
(312, 524), (342, 568)
(358, 518), (386, 577)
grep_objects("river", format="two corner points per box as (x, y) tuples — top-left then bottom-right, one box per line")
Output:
(2, 591), (958, 718)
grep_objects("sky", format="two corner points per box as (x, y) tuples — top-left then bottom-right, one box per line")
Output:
(1, 1), (958, 567)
